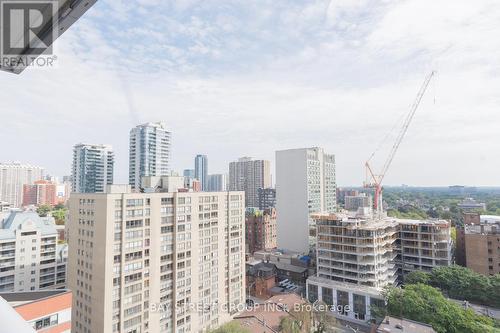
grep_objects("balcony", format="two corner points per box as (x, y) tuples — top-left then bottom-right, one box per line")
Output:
(0, 250), (15, 257)
(41, 238), (56, 245)
(0, 283), (14, 292)
(0, 244), (16, 251)
(39, 275), (55, 283)
(40, 259), (56, 266)
(40, 268), (56, 276)
(0, 276), (14, 285)
(40, 245), (56, 253)
(41, 251), (56, 258)
(0, 260), (15, 268)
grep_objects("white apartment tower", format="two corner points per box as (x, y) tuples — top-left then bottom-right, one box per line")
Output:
(72, 143), (114, 193)
(0, 211), (67, 293)
(67, 186), (246, 333)
(276, 147), (336, 253)
(228, 157), (271, 208)
(129, 122), (172, 190)
(0, 162), (44, 208)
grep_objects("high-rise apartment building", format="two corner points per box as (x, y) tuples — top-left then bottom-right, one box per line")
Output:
(245, 208), (277, 254)
(22, 180), (58, 207)
(0, 162), (44, 208)
(129, 122), (172, 190)
(276, 147), (336, 253)
(0, 211), (67, 293)
(72, 143), (114, 193)
(257, 188), (276, 211)
(228, 157), (271, 208)
(183, 170), (194, 179)
(207, 174), (227, 192)
(194, 155), (208, 191)
(67, 185), (246, 333)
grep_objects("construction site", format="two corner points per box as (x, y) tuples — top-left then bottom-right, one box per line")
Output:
(305, 71), (454, 326)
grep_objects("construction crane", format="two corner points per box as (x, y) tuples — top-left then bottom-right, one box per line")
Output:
(365, 71), (436, 218)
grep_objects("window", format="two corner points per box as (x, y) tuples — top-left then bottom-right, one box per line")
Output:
(33, 314), (58, 330)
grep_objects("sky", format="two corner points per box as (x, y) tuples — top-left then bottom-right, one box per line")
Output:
(0, 0), (499, 187)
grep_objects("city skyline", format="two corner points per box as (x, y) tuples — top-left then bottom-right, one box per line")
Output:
(0, 1), (499, 187)
(0, 2), (499, 332)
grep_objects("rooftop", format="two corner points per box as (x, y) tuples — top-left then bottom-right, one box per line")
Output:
(0, 211), (57, 240)
(234, 293), (306, 333)
(465, 223), (499, 235)
(274, 262), (308, 274)
(0, 289), (70, 307)
(391, 218), (450, 227)
(377, 316), (436, 333)
(480, 215), (500, 223)
(314, 212), (450, 229)
(313, 212), (398, 230)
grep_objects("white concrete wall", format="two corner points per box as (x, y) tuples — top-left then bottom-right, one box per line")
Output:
(276, 149), (309, 253)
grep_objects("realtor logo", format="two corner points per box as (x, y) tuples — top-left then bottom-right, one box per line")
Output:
(1, 0), (58, 71)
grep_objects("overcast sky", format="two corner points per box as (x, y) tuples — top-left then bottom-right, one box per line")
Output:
(1, 0), (499, 186)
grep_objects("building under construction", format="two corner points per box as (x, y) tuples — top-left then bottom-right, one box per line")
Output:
(306, 209), (452, 324)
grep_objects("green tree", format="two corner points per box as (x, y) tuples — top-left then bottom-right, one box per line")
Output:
(450, 226), (457, 243)
(37, 204), (52, 217)
(54, 203), (66, 210)
(279, 316), (302, 333)
(209, 322), (250, 333)
(52, 209), (67, 225)
(405, 270), (430, 285)
(429, 266), (493, 306)
(383, 284), (495, 333)
(312, 301), (337, 333)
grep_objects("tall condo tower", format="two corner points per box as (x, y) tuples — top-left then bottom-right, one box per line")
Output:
(129, 122), (172, 190)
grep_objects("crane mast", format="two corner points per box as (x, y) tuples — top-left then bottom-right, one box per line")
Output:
(365, 71), (436, 218)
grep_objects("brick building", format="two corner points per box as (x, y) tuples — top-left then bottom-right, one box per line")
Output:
(245, 208), (277, 254)
(456, 213), (500, 275)
(22, 180), (58, 207)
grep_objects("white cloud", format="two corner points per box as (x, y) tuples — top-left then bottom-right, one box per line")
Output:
(0, 0), (499, 187)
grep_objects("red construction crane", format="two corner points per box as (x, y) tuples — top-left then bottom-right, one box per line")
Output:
(365, 71), (436, 217)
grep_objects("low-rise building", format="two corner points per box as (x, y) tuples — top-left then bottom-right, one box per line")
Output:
(253, 250), (311, 286)
(246, 261), (277, 300)
(456, 213), (500, 275)
(0, 289), (72, 332)
(233, 293), (307, 333)
(0, 211), (67, 293)
(458, 198), (486, 211)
